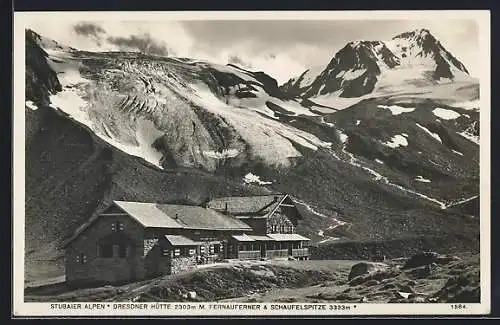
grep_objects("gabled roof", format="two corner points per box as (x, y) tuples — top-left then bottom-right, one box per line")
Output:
(154, 204), (252, 231)
(266, 233), (311, 241)
(114, 201), (184, 229)
(62, 201), (252, 247)
(164, 235), (200, 246)
(207, 194), (288, 215)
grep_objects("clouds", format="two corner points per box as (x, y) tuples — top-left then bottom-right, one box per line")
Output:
(107, 33), (171, 56)
(25, 18), (480, 83)
(72, 22), (171, 56)
(73, 22), (106, 44)
(73, 22), (105, 37)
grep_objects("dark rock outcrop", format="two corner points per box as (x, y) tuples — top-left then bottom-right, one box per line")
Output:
(348, 262), (389, 281)
(403, 251), (461, 269)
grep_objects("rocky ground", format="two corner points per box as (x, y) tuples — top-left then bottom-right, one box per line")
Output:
(25, 251), (479, 304)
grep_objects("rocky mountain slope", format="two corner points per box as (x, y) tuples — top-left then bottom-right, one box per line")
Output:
(24, 28), (480, 283)
(26, 253), (479, 304)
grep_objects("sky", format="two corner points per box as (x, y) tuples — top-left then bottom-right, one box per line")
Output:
(26, 19), (479, 84)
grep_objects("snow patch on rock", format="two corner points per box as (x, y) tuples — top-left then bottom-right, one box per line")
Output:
(416, 123), (442, 143)
(243, 173), (273, 185)
(98, 119), (164, 168)
(383, 134), (408, 148)
(451, 100), (479, 111)
(337, 130), (348, 143)
(25, 101), (38, 110)
(204, 149), (240, 159)
(432, 107), (461, 120)
(377, 104), (415, 115)
(415, 175), (431, 183)
(458, 131), (479, 145)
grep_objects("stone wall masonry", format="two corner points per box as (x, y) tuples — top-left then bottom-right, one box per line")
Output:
(143, 239), (158, 257)
(171, 256), (197, 275)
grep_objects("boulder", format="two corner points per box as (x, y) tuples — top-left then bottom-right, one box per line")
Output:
(403, 252), (439, 269)
(432, 270), (480, 303)
(403, 251), (461, 269)
(348, 262), (389, 281)
(404, 265), (432, 279)
(398, 284), (415, 293)
(408, 293), (428, 303)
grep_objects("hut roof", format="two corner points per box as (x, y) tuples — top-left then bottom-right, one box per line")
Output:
(207, 194), (288, 215)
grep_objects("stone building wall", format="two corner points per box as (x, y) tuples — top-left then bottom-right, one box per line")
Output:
(143, 239), (158, 257)
(171, 256), (197, 274)
(65, 214), (145, 285)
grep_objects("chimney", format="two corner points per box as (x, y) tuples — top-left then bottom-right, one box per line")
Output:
(174, 213), (179, 220)
(224, 203), (228, 214)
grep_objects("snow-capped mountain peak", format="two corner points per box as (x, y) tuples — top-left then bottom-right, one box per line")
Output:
(282, 28), (477, 110)
(386, 28), (469, 77)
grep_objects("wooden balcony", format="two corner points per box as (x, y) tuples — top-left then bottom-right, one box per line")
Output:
(237, 250), (261, 260)
(265, 249), (289, 258)
(291, 248), (309, 257)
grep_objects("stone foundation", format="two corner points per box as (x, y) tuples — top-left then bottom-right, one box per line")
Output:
(143, 239), (158, 257)
(171, 256), (197, 275)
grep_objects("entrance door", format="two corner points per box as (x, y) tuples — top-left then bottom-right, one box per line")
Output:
(260, 242), (266, 258)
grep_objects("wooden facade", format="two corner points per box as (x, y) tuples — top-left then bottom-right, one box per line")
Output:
(63, 194), (310, 286)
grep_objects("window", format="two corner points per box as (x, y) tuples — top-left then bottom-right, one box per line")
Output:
(111, 221), (124, 232)
(209, 245), (214, 254)
(162, 249), (169, 256)
(214, 244), (220, 254)
(200, 246), (206, 254)
(76, 253), (87, 264)
(174, 248), (181, 257)
(189, 248), (196, 256)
